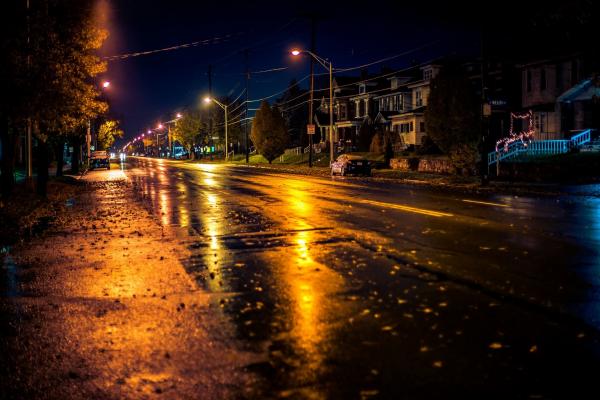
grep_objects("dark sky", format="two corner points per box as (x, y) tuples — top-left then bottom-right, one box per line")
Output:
(98, 0), (541, 145)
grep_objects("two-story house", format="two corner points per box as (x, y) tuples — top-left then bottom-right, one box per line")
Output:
(520, 55), (586, 139)
(372, 76), (413, 131)
(388, 64), (440, 147)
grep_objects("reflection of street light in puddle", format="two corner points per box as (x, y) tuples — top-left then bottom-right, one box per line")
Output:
(206, 193), (217, 205)
(296, 231), (313, 266)
(204, 177), (217, 187)
(160, 191), (169, 226)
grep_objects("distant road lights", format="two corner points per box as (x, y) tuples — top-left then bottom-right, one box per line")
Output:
(291, 49), (301, 56)
(157, 123), (163, 129)
(176, 113), (182, 119)
(102, 81), (110, 88)
(203, 96), (211, 104)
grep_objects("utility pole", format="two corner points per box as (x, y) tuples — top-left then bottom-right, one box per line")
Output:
(208, 64), (213, 157)
(168, 124), (172, 158)
(26, 0), (33, 181)
(480, 23), (489, 185)
(86, 120), (91, 165)
(244, 49), (250, 164)
(307, 15), (317, 168)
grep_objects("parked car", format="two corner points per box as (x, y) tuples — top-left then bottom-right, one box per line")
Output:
(331, 154), (371, 176)
(89, 150), (110, 170)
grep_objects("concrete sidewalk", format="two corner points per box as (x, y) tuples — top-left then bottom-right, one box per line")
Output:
(0, 177), (259, 399)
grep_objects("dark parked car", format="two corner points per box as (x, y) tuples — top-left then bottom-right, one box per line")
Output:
(89, 150), (110, 170)
(331, 154), (371, 176)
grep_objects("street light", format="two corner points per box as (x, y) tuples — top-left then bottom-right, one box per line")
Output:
(87, 80), (111, 167)
(291, 49), (335, 166)
(204, 97), (230, 160)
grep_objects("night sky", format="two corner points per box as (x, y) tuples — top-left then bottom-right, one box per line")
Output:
(99, 0), (582, 146)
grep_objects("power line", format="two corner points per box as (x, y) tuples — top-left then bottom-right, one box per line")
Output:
(104, 32), (244, 61)
(333, 40), (440, 73)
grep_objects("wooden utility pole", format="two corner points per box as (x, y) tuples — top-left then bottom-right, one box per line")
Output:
(208, 64), (213, 157)
(307, 16), (317, 167)
(244, 49), (250, 164)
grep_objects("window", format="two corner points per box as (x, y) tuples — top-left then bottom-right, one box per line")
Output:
(540, 68), (547, 90)
(340, 104), (347, 120)
(420, 122), (425, 132)
(526, 70), (532, 92)
(359, 84), (366, 94)
(410, 122), (414, 132)
(424, 69), (432, 81)
(415, 90), (423, 107)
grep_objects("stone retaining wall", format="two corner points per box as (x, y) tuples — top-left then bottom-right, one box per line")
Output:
(390, 157), (454, 174)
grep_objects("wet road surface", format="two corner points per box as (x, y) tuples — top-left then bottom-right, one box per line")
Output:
(121, 157), (600, 398)
(2, 157), (600, 399)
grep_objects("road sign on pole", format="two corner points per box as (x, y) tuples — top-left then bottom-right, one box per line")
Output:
(307, 124), (315, 135)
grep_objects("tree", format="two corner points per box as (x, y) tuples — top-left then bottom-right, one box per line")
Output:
(250, 101), (289, 163)
(97, 120), (123, 150)
(0, 0), (108, 196)
(277, 79), (308, 146)
(425, 64), (480, 174)
(172, 110), (204, 160)
(357, 120), (375, 151)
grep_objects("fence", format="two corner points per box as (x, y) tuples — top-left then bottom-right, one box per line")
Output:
(488, 129), (592, 166)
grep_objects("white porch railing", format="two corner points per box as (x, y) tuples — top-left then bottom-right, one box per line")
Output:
(488, 129), (592, 166)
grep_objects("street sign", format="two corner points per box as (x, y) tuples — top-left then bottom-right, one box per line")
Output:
(307, 124), (315, 135)
(483, 103), (492, 117)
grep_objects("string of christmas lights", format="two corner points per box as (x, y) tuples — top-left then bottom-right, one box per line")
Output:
(496, 110), (534, 152)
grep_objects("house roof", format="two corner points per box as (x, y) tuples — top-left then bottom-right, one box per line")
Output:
(373, 111), (396, 124)
(557, 78), (600, 102)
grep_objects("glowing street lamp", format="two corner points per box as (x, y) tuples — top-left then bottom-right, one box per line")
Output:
(176, 113), (182, 119)
(204, 97), (230, 160)
(291, 49), (334, 166)
(86, 80), (112, 166)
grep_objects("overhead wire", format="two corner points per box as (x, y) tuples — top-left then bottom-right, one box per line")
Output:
(103, 32), (244, 61)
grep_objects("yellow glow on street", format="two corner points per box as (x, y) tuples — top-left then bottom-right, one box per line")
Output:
(203, 177), (217, 186)
(196, 163), (217, 172)
(359, 199), (454, 217)
(206, 193), (217, 205)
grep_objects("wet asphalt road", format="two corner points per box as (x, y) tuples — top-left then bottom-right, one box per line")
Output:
(117, 157), (600, 398)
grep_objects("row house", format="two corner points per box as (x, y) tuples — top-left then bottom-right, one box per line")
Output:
(315, 74), (387, 151)
(315, 65), (438, 150)
(370, 64), (439, 148)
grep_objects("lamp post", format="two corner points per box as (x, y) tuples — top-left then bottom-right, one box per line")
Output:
(154, 113), (182, 158)
(156, 124), (163, 156)
(87, 80), (111, 167)
(291, 49), (334, 165)
(204, 97), (229, 160)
